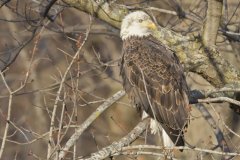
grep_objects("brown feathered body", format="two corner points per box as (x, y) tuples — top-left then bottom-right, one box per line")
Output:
(120, 35), (190, 146)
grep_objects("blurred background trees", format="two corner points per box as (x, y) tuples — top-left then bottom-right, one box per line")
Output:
(0, 0), (240, 159)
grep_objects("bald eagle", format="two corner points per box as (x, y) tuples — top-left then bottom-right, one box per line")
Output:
(120, 11), (190, 148)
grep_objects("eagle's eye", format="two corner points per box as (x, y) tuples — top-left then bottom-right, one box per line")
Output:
(138, 19), (143, 23)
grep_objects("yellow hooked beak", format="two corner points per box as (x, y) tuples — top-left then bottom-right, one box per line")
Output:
(142, 20), (157, 30)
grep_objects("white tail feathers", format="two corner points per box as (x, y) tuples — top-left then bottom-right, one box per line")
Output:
(150, 118), (174, 147)
(162, 127), (174, 148)
(142, 112), (174, 148)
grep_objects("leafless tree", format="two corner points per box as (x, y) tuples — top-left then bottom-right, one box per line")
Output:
(0, 0), (240, 159)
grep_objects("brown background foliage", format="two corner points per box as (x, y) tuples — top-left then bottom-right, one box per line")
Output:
(0, 0), (240, 159)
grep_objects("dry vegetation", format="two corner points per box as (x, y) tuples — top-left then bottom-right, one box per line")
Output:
(0, 0), (240, 159)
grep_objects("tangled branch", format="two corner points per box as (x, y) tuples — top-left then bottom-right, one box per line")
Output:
(61, 0), (239, 88)
(57, 90), (126, 159)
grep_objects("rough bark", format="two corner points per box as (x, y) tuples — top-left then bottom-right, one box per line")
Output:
(62, 0), (128, 28)
(203, 0), (223, 47)
(79, 119), (149, 160)
(62, 0), (240, 88)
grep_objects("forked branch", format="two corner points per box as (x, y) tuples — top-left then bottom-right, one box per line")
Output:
(62, 0), (240, 88)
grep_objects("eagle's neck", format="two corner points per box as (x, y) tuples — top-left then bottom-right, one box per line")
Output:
(121, 32), (151, 40)
(121, 25), (152, 40)
(122, 36), (151, 59)
(123, 35), (151, 48)
(123, 35), (145, 49)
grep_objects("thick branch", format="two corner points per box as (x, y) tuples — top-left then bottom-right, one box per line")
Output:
(189, 87), (240, 105)
(61, 0), (240, 88)
(80, 119), (149, 160)
(57, 90), (126, 159)
(203, 0), (223, 47)
(62, 0), (128, 28)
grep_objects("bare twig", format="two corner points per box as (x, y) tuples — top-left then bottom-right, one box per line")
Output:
(0, 72), (13, 158)
(209, 103), (240, 139)
(0, 0), (10, 8)
(195, 104), (230, 155)
(42, 0), (58, 19)
(55, 93), (67, 159)
(113, 150), (178, 160)
(198, 97), (240, 106)
(0, 125), (80, 146)
(57, 90), (126, 159)
(145, 7), (202, 24)
(222, 30), (240, 42)
(206, 87), (240, 96)
(0, 32), (36, 156)
(121, 145), (240, 157)
(80, 142), (240, 159)
(79, 119), (149, 160)
(47, 16), (92, 159)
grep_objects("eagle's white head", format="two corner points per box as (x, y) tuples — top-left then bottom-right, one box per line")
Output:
(120, 11), (157, 40)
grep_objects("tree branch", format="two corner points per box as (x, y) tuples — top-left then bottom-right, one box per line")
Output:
(113, 150), (178, 160)
(195, 104), (230, 159)
(189, 87), (240, 106)
(198, 97), (240, 106)
(61, 0), (240, 88)
(121, 145), (240, 157)
(48, 19), (92, 159)
(74, 89), (240, 160)
(62, 0), (128, 28)
(79, 119), (149, 160)
(203, 0), (223, 47)
(0, 72), (13, 158)
(57, 90), (126, 159)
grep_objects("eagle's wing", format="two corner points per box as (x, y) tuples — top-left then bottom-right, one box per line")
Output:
(121, 36), (190, 146)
